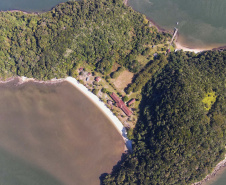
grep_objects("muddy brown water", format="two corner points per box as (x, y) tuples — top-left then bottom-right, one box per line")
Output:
(0, 79), (124, 185)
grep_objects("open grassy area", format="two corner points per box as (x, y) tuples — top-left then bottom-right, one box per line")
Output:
(112, 70), (134, 94)
(136, 55), (150, 67)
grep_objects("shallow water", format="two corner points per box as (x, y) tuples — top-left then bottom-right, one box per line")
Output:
(0, 79), (124, 185)
(206, 168), (226, 185)
(0, 0), (68, 12)
(129, 0), (226, 49)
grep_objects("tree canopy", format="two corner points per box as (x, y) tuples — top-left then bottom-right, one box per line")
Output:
(0, 0), (170, 80)
(103, 50), (226, 185)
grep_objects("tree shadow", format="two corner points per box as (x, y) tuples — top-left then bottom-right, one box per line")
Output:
(99, 152), (128, 185)
(99, 82), (151, 184)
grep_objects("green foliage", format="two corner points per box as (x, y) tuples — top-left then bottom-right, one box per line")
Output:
(101, 87), (107, 93)
(0, 0), (170, 80)
(202, 92), (217, 110)
(103, 50), (226, 185)
(142, 47), (150, 56)
(127, 128), (134, 140)
(92, 88), (99, 95)
(111, 67), (124, 78)
(126, 54), (168, 94)
(122, 96), (129, 102)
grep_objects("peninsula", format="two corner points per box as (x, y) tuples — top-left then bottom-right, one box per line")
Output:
(0, 0), (225, 185)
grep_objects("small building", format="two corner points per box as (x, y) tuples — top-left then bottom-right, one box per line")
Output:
(86, 77), (89, 81)
(167, 49), (171, 53)
(127, 98), (136, 106)
(87, 72), (91, 76)
(95, 76), (101, 82)
(153, 53), (158, 58)
(107, 100), (113, 106)
(79, 67), (84, 72)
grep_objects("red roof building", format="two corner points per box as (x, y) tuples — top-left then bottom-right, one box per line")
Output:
(87, 72), (91, 76)
(110, 92), (121, 103)
(79, 67), (84, 71)
(127, 98), (136, 106)
(95, 76), (101, 82)
(110, 93), (132, 116)
(121, 105), (132, 117)
(117, 100), (124, 109)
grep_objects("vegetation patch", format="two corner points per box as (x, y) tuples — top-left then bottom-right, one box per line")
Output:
(0, 0), (170, 80)
(103, 50), (226, 185)
(202, 92), (217, 111)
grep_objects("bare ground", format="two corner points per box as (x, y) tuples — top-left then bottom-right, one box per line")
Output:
(113, 70), (134, 93)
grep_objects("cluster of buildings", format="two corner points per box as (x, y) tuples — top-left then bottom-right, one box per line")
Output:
(110, 93), (135, 117)
(79, 67), (136, 118)
(79, 68), (101, 82)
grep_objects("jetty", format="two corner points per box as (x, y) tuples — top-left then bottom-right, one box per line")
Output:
(170, 27), (178, 46)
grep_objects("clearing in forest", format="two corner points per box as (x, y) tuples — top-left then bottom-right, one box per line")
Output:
(113, 70), (134, 93)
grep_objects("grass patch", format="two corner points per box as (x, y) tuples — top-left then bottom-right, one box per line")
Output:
(170, 45), (175, 52)
(136, 55), (150, 67)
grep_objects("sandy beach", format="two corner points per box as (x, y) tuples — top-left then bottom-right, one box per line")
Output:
(175, 41), (207, 53)
(18, 76), (132, 152)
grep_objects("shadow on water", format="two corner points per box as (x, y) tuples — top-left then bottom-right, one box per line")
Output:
(99, 152), (129, 185)
(0, 147), (63, 185)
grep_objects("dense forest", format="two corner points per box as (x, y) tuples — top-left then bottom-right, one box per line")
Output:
(126, 54), (168, 94)
(103, 50), (226, 184)
(0, 0), (170, 80)
(0, 0), (225, 184)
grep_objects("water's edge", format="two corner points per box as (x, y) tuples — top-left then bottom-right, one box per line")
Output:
(16, 76), (133, 153)
(127, 0), (226, 52)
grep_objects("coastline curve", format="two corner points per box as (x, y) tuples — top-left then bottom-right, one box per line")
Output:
(18, 76), (133, 153)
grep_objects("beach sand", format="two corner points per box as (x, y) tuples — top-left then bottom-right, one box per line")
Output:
(175, 41), (208, 53)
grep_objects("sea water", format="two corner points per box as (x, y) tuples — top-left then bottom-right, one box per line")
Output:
(0, 79), (124, 185)
(0, 0), (69, 12)
(206, 168), (226, 185)
(129, 0), (226, 49)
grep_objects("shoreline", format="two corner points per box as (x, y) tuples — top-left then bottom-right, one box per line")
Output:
(125, 0), (205, 53)
(3, 1), (225, 54)
(125, 0), (226, 53)
(175, 41), (208, 54)
(174, 38), (226, 54)
(125, 1), (226, 184)
(1, 9), (39, 15)
(17, 76), (132, 153)
(0, 0), (224, 183)
(193, 155), (226, 185)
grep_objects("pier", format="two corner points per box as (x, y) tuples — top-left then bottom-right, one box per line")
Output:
(170, 27), (178, 46)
